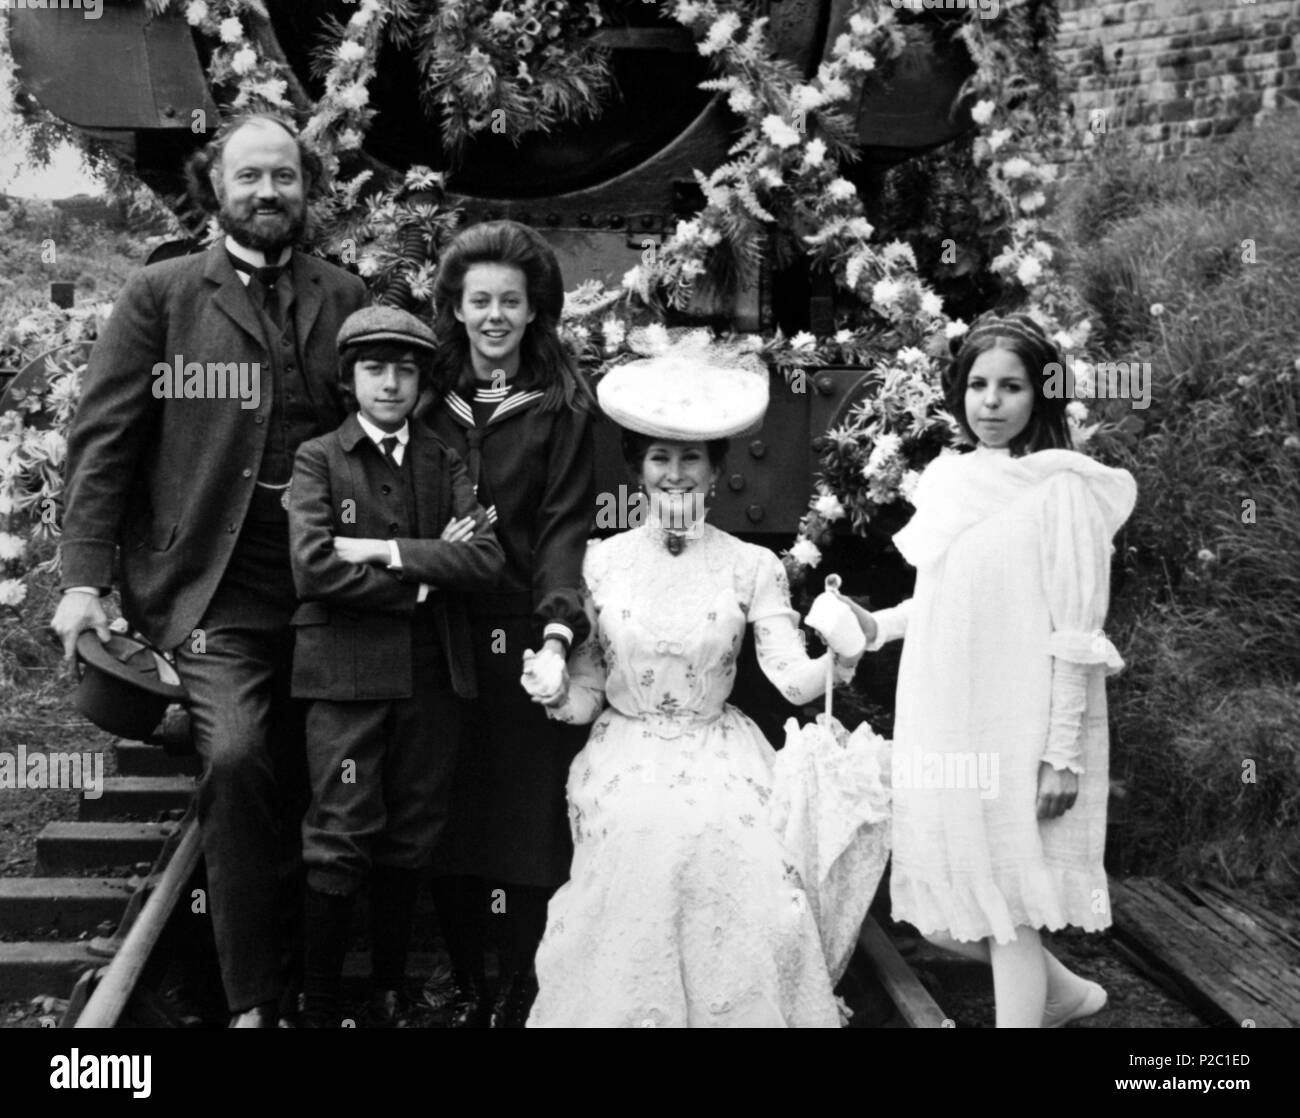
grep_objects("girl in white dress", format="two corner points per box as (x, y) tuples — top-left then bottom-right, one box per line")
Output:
(519, 350), (891, 1027)
(855, 313), (1137, 1028)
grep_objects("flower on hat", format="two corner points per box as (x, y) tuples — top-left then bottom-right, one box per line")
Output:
(971, 100), (996, 126)
(185, 1), (209, 26)
(219, 16), (243, 43)
(945, 319), (969, 340)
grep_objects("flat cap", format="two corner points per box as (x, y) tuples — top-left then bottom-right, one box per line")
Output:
(337, 305), (438, 355)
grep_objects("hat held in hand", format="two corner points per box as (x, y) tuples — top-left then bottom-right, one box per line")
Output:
(74, 631), (188, 742)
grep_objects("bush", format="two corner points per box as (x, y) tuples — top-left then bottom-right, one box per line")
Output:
(1056, 111), (1300, 902)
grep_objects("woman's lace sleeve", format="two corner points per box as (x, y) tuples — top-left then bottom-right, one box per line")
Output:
(749, 550), (854, 704)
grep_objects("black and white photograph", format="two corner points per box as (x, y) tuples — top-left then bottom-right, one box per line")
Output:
(0, 0), (1294, 1092)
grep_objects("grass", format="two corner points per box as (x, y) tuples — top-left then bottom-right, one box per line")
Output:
(1055, 111), (1300, 904)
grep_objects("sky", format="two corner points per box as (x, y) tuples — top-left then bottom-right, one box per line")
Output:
(0, 141), (103, 199)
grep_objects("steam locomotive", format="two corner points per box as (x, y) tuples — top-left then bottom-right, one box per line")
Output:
(7, 0), (975, 539)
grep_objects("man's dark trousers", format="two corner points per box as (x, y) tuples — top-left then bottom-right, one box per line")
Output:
(174, 575), (306, 1014)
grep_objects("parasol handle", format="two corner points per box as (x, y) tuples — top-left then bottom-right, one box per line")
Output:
(823, 574), (841, 722)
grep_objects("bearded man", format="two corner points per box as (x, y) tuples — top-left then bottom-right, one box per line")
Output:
(53, 114), (367, 1026)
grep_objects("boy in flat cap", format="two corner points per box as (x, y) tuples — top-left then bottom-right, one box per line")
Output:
(288, 306), (504, 1026)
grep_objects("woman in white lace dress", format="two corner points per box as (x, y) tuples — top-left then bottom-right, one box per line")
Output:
(520, 348), (891, 1028)
(856, 314), (1136, 1028)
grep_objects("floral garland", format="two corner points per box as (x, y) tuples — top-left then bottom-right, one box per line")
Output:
(412, 0), (613, 155)
(0, 0), (1102, 608)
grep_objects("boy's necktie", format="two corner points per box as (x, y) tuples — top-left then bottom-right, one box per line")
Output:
(381, 435), (400, 466)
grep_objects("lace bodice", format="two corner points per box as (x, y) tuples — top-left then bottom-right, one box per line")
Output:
(549, 523), (855, 734)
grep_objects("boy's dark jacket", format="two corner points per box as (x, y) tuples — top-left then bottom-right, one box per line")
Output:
(288, 413), (504, 701)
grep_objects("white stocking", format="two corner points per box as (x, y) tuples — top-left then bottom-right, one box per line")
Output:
(989, 926), (1047, 1028)
(922, 930), (989, 964)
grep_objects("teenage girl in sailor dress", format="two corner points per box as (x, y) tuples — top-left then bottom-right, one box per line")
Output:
(423, 221), (596, 1028)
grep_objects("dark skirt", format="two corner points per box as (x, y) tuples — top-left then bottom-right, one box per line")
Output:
(435, 612), (585, 888)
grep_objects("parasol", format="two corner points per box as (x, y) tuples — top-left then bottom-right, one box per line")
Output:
(769, 574), (893, 985)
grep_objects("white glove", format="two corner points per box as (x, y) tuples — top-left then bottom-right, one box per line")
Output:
(804, 592), (867, 659)
(520, 647), (569, 706)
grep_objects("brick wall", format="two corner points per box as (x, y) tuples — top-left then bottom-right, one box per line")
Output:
(1055, 0), (1300, 156)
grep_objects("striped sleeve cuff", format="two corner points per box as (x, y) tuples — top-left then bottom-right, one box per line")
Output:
(543, 622), (574, 656)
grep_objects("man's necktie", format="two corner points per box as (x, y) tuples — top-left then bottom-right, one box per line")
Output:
(227, 252), (287, 329)
(381, 435), (400, 466)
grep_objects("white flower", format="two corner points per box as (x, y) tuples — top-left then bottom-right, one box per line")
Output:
(700, 12), (742, 56)
(813, 492), (845, 521)
(867, 432), (902, 465)
(1036, 163), (1059, 183)
(803, 138), (827, 167)
(336, 128), (364, 152)
(40, 429), (66, 467)
(1196, 548), (1216, 564)
(219, 16), (243, 44)
(899, 470), (923, 502)
(945, 319), (969, 340)
(896, 346), (927, 367)
(987, 128), (1012, 152)
(789, 538), (823, 569)
(971, 99), (996, 126)
(791, 85), (826, 112)
(871, 277), (901, 311)
(1019, 191), (1047, 214)
(1053, 330), (1074, 351)
(920, 291), (944, 317)
(1150, 303), (1166, 318)
(568, 324), (591, 348)
(0, 493), (11, 517)
(185, 1), (209, 26)
(230, 47), (258, 76)
(827, 178), (856, 201)
(848, 12), (875, 35)
(1066, 400), (1089, 422)
(601, 315), (626, 353)
(790, 331), (817, 352)
(844, 50), (875, 73)
(622, 265), (645, 293)
(336, 40), (367, 65)
(0, 532), (25, 562)
(761, 115), (802, 148)
(990, 247), (1017, 275)
(0, 578), (27, 608)
(1001, 156), (1034, 180)
(349, 4), (375, 29)
(1016, 256), (1043, 286)
(728, 87), (756, 115)
(338, 83), (370, 111)
(488, 10), (517, 32)
(358, 254), (381, 278)
(881, 241), (917, 270)
(834, 329), (853, 345)
(1284, 434), (1300, 450)
(674, 1), (704, 24)
(1031, 240), (1055, 262)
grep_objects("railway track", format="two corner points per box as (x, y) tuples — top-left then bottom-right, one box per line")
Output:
(1, 725), (949, 1029)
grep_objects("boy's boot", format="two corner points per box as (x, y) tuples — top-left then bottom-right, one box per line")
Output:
(301, 886), (357, 1028)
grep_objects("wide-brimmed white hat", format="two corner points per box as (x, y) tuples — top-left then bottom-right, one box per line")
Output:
(597, 328), (769, 440)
